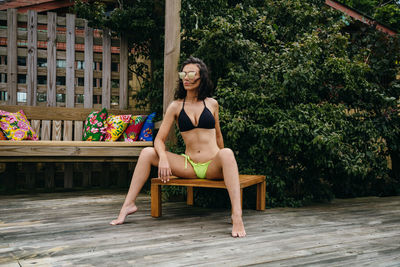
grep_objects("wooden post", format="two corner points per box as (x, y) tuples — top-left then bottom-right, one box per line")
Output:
(47, 12), (57, 107)
(256, 180), (266, 211)
(27, 10), (38, 106)
(119, 34), (128, 109)
(7, 8), (17, 105)
(84, 20), (94, 108)
(151, 184), (162, 217)
(102, 28), (111, 109)
(163, 0), (181, 143)
(187, 186), (194, 205)
(66, 13), (76, 108)
(163, 0), (181, 113)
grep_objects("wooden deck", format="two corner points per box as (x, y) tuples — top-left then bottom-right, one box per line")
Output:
(0, 191), (399, 266)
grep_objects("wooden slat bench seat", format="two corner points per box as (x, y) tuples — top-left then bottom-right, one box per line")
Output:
(150, 174), (266, 217)
(0, 105), (155, 189)
(0, 105), (153, 162)
(0, 140), (153, 162)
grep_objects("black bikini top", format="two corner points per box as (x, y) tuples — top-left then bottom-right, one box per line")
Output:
(178, 98), (216, 132)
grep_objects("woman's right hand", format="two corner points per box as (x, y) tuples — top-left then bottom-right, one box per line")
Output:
(158, 158), (172, 183)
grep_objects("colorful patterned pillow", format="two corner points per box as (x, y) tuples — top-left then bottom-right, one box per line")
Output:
(0, 110), (38, 141)
(82, 108), (108, 141)
(138, 112), (156, 141)
(0, 129), (7, 140)
(119, 115), (147, 142)
(105, 114), (131, 141)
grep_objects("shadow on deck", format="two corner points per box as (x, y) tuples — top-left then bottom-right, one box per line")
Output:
(0, 191), (399, 266)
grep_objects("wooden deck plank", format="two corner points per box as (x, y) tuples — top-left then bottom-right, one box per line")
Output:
(0, 193), (399, 266)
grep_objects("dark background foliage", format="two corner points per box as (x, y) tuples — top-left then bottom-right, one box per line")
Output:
(74, 0), (400, 207)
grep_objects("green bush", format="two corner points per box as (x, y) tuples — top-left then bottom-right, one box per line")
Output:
(179, 0), (400, 207)
(75, 0), (400, 207)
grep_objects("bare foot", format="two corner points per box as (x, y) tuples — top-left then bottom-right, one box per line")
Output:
(110, 203), (138, 225)
(231, 214), (246, 237)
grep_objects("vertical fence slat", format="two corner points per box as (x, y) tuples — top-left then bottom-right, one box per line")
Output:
(27, 10), (38, 106)
(47, 12), (57, 107)
(42, 120), (51, 140)
(52, 120), (62, 141)
(102, 28), (111, 109)
(74, 121), (83, 141)
(31, 120), (40, 138)
(84, 21), (94, 108)
(63, 121), (73, 141)
(66, 14), (75, 108)
(119, 34), (128, 110)
(7, 8), (17, 105)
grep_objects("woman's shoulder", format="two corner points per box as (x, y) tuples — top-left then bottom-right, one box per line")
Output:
(205, 97), (218, 107)
(165, 99), (183, 115)
(168, 99), (183, 109)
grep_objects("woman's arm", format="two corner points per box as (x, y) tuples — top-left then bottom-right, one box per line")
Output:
(154, 101), (178, 181)
(213, 100), (224, 149)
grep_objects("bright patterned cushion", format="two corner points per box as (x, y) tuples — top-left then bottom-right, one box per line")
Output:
(139, 112), (156, 141)
(82, 108), (108, 141)
(105, 114), (131, 141)
(0, 110), (38, 141)
(119, 115), (147, 142)
(0, 129), (7, 140)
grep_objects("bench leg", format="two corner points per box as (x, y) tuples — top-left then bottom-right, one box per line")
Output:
(151, 184), (162, 217)
(256, 181), (266, 210)
(187, 186), (194, 206)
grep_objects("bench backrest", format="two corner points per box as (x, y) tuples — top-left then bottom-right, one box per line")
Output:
(0, 105), (149, 141)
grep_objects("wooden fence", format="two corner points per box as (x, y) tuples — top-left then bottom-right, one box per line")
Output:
(0, 8), (132, 110)
(0, 9), (146, 191)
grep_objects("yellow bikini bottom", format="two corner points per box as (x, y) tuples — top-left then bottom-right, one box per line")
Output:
(181, 154), (212, 179)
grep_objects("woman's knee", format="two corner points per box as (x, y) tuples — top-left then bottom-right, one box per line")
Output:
(139, 147), (157, 161)
(218, 148), (235, 160)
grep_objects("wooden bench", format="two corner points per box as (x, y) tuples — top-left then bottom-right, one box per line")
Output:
(150, 175), (266, 217)
(0, 105), (155, 189)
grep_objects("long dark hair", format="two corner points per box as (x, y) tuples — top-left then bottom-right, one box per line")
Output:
(174, 56), (213, 100)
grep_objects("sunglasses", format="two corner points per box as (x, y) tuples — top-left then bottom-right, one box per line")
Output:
(178, 71), (197, 80)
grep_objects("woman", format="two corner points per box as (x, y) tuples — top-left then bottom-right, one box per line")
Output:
(110, 56), (246, 237)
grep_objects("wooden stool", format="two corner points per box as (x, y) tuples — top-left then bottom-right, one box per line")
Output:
(150, 174), (266, 217)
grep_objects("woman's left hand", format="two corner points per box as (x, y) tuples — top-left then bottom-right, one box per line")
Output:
(158, 158), (172, 183)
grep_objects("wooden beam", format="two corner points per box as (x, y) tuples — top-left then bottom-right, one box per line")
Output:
(66, 13), (76, 108)
(27, 10), (38, 106)
(102, 28), (111, 109)
(47, 12), (57, 107)
(7, 8), (17, 105)
(84, 20), (94, 108)
(163, 0), (181, 115)
(325, 0), (397, 36)
(119, 34), (128, 109)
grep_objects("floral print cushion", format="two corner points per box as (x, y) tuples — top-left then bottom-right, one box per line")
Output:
(0, 110), (38, 141)
(82, 108), (108, 141)
(119, 115), (147, 142)
(139, 112), (156, 141)
(105, 114), (131, 141)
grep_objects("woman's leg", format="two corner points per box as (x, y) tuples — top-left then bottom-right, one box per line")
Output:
(206, 148), (246, 237)
(110, 147), (195, 225)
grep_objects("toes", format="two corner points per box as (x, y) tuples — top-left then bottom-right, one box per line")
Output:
(232, 231), (246, 238)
